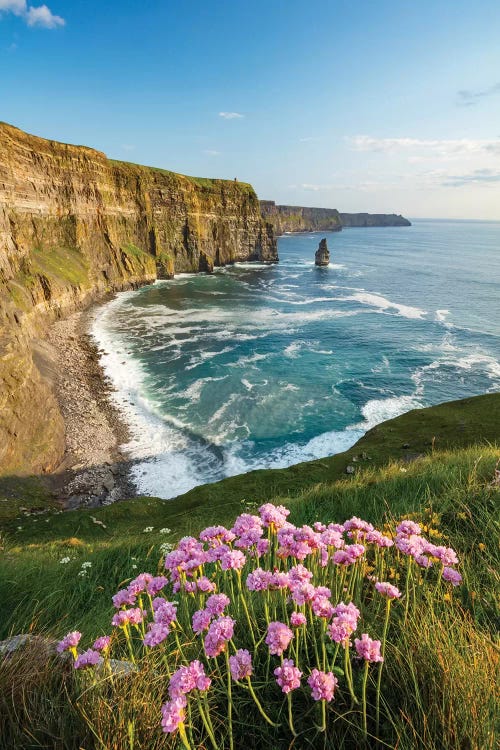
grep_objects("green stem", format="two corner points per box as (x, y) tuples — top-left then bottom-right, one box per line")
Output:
(361, 660), (369, 738)
(376, 599), (391, 736)
(197, 697), (218, 750)
(287, 692), (297, 737)
(344, 643), (358, 705)
(247, 678), (279, 727)
(225, 650), (234, 750)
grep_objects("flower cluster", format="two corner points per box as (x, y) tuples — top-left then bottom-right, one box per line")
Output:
(62, 504), (463, 745)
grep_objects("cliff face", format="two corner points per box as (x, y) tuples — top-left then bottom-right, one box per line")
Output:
(260, 201), (342, 234)
(0, 122), (277, 475)
(340, 213), (411, 227)
(260, 201), (411, 234)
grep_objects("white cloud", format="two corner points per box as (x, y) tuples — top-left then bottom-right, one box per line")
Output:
(26, 4), (64, 27)
(219, 112), (244, 120)
(301, 183), (335, 191)
(347, 135), (500, 159)
(203, 149), (220, 156)
(0, 0), (26, 14)
(0, 0), (64, 27)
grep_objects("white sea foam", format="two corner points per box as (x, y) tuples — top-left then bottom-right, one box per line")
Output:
(341, 292), (427, 320)
(351, 394), (423, 431)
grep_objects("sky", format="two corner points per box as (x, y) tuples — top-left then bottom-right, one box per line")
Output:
(1, 0), (500, 219)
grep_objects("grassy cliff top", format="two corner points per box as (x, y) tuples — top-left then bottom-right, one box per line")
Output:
(0, 120), (256, 195)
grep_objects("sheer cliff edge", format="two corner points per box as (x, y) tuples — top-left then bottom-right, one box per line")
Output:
(0, 122), (277, 475)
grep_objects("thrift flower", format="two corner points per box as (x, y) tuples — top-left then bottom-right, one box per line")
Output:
(143, 622), (170, 647)
(74, 649), (102, 669)
(229, 649), (253, 680)
(290, 611), (307, 627)
(93, 636), (111, 652)
(355, 633), (383, 662)
(442, 567), (462, 586)
(259, 502), (290, 529)
(266, 621), (294, 655)
(57, 631), (81, 653)
(204, 616), (235, 657)
(192, 608), (213, 634)
(274, 659), (302, 693)
(205, 593), (230, 616)
(161, 697), (186, 734)
(308, 669), (338, 702)
(375, 581), (402, 599)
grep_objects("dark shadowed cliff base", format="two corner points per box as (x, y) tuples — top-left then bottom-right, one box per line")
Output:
(0, 122), (277, 478)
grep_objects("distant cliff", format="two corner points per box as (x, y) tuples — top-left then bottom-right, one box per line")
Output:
(259, 201), (342, 234)
(260, 201), (411, 234)
(340, 213), (411, 227)
(0, 122), (277, 475)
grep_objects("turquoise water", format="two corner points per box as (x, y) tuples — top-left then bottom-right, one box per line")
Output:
(92, 220), (500, 498)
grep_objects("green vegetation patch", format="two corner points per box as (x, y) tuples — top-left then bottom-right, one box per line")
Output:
(30, 246), (90, 288)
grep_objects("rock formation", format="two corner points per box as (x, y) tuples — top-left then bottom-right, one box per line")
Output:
(260, 201), (342, 234)
(260, 201), (411, 235)
(0, 122), (278, 475)
(315, 238), (330, 266)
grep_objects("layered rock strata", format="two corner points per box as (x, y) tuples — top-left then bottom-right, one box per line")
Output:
(260, 201), (411, 234)
(0, 122), (277, 475)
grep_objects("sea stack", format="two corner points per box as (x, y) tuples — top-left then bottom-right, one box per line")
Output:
(315, 237), (330, 266)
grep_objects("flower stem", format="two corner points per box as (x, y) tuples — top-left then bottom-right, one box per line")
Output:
(225, 650), (234, 750)
(361, 660), (369, 738)
(287, 692), (297, 737)
(247, 678), (279, 727)
(375, 599), (391, 735)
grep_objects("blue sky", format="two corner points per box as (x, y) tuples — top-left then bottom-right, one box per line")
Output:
(1, 0), (500, 219)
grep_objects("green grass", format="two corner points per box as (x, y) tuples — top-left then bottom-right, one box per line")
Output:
(0, 393), (499, 748)
(30, 246), (90, 288)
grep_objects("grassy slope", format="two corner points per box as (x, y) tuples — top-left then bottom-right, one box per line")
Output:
(0, 394), (499, 750)
(0, 393), (498, 639)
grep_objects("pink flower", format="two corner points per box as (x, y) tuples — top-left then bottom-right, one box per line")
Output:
(161, 697), (186, 734)
(442, 567), (462, 586)
(146, 576), (168, 596)
(143, 622), (170, 647)
(266, 621), (294, 655)
(311, 593), (334, 619)
(231, 513), (263, 539)
(328, 602), (360, 644)
(308, 669), (338, 702)
(355, 633), (383, 662)
(246, 568), (272, 591)
(74, 649), (102, 669)
(288, 564), (313, 585)
(57, 631), (81, 653)
(93, 636), (111, 652)
(290, 581), (315, 606)
(192, 609), (213, 634)
(111, 607), (146, 627)
(366, 530), (394, 548)
(153, 599), (177, 625)
(127, 573), (153, 596)
(205, 593), (230, 616)
(396, 520), (421, 537)
(344, 517), (374, 534)
(197, 576), (216, 593)
(229, 649), (253, 680)
(112, 588), (136, 608)
(259, 502), (290, 529)
(221, 550), (247, 571)
(431, 546), (459, 566)
(204, 616), (235, 658)
(169, 661), (211, 699)
(290, 611), (307, 627)
(274, 659), (302, 693)
(375, 581), (402, 599)
(270, 571), (290, 589)
(199, 525), (236, 545)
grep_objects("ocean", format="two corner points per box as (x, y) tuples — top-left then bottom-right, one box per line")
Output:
(92, 219), (500, 499)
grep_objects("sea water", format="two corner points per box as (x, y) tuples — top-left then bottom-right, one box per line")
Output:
(92, 219), (500, 498)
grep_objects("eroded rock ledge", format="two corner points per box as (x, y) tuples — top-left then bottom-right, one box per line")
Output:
(0, 122), (277, 475)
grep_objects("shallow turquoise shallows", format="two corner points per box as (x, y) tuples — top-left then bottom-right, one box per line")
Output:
(92, 219), (500, 498)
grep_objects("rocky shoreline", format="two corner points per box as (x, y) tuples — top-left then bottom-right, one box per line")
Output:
(40, 305), (137, 509)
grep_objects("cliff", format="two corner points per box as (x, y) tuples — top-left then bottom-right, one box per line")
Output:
(260, 201), (411, 234)
(0, 122), (277, 475)
(259, 201), (342, 234)
(340, 213), (411, 227)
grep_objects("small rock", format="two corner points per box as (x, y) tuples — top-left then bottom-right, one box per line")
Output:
(402, 443), (410, 449)
(315, 238), (330, 266)
(346, 465), (355, 475)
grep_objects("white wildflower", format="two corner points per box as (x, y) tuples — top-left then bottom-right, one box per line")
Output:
(78, 570), (87, 577)
(143, 527), (154, 533)
(160, 542), (174, 555)
(159, 528), (171, 534)
(131, 564), (137, 569)
(60, 557), (71, 564)
(81, 561), (92, 569)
